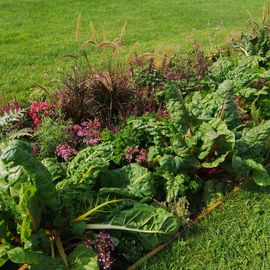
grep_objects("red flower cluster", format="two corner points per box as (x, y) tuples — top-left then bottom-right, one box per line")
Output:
(28, 101), (55, 127)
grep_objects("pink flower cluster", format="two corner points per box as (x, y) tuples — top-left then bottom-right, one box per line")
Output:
(55, 143), (78, 161)
(124, 147), (148, 164)
(28, 101), (55, 127)
(66, 119), (101, 146)
(55, 119), (102, 160)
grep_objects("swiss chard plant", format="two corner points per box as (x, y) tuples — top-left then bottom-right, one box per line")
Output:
(0, 140), (180, 269)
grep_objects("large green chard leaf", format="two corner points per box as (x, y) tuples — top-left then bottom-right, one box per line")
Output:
(209, 56), (263, 96)
(203, 180), (225, 205)
(17, 183), (41, 248)
(188, 80), (241, 129)
(87, 203), (180, 250)
(188, 91), (223, 121)
(7, 247), (64, 270)
(0, 242), (12, 267)
(159, 155), (185, 174)
(231, 155), (251, 177)
(217, 80), (242, 129)
(208, 58), (233, 83)
(245, 159), (270, 186)
(0, 182), (42, 248)
(98, 163), (155, 199)
(198, 119), (235, 168)
(165, 84), (190, 133)
(237, 120), (270, 159)
(0, 140), (59, 210)
(163, 173), (188, 202)
(41, 158), (66, 183)
(66, 143), (113, 187)
(68, 244), (98, 270)
(232, 156), (270, 186)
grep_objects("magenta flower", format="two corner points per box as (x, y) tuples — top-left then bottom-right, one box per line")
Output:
(32, 145), (39, 156)
(66, 119), (102, 147)
(84, 232), (114, 270)
(55, 143), (77, 161)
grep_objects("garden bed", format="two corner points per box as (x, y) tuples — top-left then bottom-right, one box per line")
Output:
(1, 20), (270, 269)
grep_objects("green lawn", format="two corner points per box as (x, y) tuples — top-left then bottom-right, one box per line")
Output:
(0, 0), (266, 104)
(140, 182), (270, 270)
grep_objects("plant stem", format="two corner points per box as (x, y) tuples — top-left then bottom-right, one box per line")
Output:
(86, 224), (169, 234)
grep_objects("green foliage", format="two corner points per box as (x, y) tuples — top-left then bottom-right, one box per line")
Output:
(0, 108), (31, 142)
(165, 83), (190, 133)
(68, 244), (98, 270)
(231, 20), (270, 62)
(246, 159), (270, 186)
(7, 247), (64, 270)
(34, 117), (68, 158)
(197, 118), (235, 168)
(41, 158), (66, 183)
(87, 203), (180, 250)
(4, 10), (270, 268)
(0, 140), (59, 210)
(237, 120), (270, 160)
(98, 163), (156, 199)
(0, 140), (181, 268)
(188, 80), (242, 128)
(203, 180), (225, 205)
(66, 143), (113, 187)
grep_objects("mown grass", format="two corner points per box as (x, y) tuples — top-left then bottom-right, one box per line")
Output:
(0, 0), (266, 104)
(140, 182), (270, 270)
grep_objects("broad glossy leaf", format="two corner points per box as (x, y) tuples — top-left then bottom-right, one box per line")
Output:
(41, 158), (66, 183)
(231, 155), (250, 177)
(163, 173), (187, 202)
(246, 159), (270, 186)
(199, 119), (235, 168)
(7, 247), (64, 270)
(98, 163), (155, 198)
(0, 242), (12, 267)
(87, 203), (180, 250)
(0, 140), (59, 210)
(68, 244), (98, 270)
(217, 80), (242, 129)
(66, 143), (113, 187)
(237, 120), (270, 159)
(159, 155), (186, 174)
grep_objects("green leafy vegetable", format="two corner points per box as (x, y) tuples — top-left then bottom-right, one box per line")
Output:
(198, 118), (235, 168)
(0, 140), (59, 210)
(86, 203), (180, 249)
(68, 244), (98, 270)
(41, 158), (66, 183)
(7, 247), (64, 270)
(66, 143), (113, 187)
(98, 163), (156, 199)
